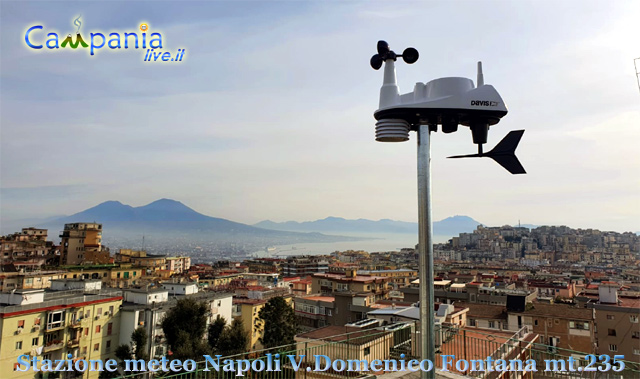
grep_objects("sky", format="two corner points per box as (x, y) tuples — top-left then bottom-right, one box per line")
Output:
(1, 0), (639, 234)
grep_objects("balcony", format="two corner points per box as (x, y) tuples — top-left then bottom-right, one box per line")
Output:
(68, 320), (83, 328)
(44, 341), (64, 352)
(45, 323), (66, 332)
(67, 339), (80, 348)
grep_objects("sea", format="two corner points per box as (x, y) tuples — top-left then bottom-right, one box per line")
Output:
(249, 232), (452, 257)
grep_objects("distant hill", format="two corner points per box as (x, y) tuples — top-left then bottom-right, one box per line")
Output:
(254, 215), (484, 236)
(36, 199), (364, 251)
(48, 199), (260, 234)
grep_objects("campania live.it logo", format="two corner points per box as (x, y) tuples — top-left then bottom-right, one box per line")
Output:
(24, 16), (186, 62)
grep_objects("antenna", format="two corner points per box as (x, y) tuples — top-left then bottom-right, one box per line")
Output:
(142, 235), (145, 252)
(635, 58), (640, 94)
(477, 61), (484, 87)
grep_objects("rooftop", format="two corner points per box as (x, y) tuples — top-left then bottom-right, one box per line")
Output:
(302, 296), (335, 302)
(519, 303), (592, 320)
(297, 325), (390, 345)
(312, 272), (388, 283)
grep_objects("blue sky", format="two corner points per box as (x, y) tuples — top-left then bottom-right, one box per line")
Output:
(1, 0), (639, 233)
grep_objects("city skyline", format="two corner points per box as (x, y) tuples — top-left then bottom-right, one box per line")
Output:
(2, 1), (639, 233)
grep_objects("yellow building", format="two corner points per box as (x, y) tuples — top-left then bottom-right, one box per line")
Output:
(232, 296), (293, 352)
(233, 298), (266, 351)
(199, 273), (242, 288)
(63, 264), (144, 288)
(0, 270), (66, 292)
(0, 280), (122, 379)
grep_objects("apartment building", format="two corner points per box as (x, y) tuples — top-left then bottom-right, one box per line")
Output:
(63, 264), (144, 288)
(400, 279), (536, 307)
(585, 284), (640, 361)
(0, 279), (122, 379)
(120, 284), (232, 358)
(165, 256), (191, 274)
(294, 295), (334, 332)
(281, 256), (329, 277)
(60, 223), (104, 265)
(233, 298), (267, 351)
(242, 273), (285, 288)
(198, 272), (243, 289)
(243, 258), (283, 275)
(0, 270), (66, 293)
(508, 303), (596, 355)
(359, 268), (418, 287)
(311, 271), (392, 300)
(1, 228), (55, 269)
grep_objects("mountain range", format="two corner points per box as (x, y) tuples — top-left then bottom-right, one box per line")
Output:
(11, 198), (526, 255)
(254, 215), (484, 236)
(33, 199), (366, 253)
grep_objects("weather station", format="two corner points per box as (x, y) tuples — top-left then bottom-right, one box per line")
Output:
(370, 40), (526, 379)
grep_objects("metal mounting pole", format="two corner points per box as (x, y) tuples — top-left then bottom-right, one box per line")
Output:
(417, 124), (435, 379)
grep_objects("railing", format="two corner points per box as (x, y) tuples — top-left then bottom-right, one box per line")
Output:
(112, 325), (640, 379)
(44, 342), (64, 352)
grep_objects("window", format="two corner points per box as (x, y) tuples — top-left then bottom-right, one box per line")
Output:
(488, 321), (495, 328)
(569, 321), (589, 330)
(97, 308), (102, 316)
(607, 329), (616, 336)
(34, 318), (40, 325)
(631, 316), (639, 323)
(632, 331), (639, 339)
(14, 363), (21, 371)
(16, 341), (22, 349)
(554, 319), (559, 324)
(32, 337), (38, 346)
(94, 343), (100, 351)
(107, 323), (113, 336)
(47, 311), (65, 329)
(534, 320), (538, 326)
(85, 310), (91, 319)
(609, 344), (617, 352)
(106, 340), (111, 351)
(17, 320), (25, 329)
(82, 347), (87, 354)
(95, 325), (101, 333)
(85, 328), (89, 336)
(606, 315), (614, 320)
(364, 347), (370, 356)
(469, 319), (476, 327)
(634, 349), (640, 356)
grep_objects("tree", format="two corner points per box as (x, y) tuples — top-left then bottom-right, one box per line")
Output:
(131, 326), (149, 360)
(217, 318), (250, 356)
(207, 315), (227, 353)
(114, 343), (133, 361)
(161, 297), (210, 361)
(258, 297), (297, 350)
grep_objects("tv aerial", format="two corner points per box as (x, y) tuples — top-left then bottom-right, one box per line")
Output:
(369, 40), (526, 379)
